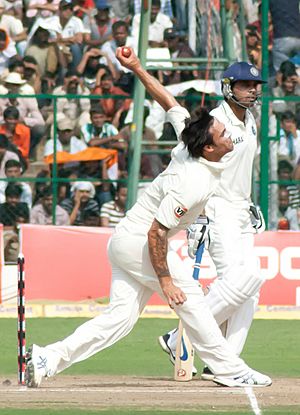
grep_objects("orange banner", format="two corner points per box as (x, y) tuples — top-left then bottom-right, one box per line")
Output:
(19, 226), (300, 306)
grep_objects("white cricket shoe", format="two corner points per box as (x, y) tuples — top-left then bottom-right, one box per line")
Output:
(25, 344), (54, 388)
(158, 332), (198, 376)
(201, 366), (215, 381)
(214, 369), (272, 388)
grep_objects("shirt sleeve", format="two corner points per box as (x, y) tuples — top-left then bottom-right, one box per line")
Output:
(165, 106), (190, 141)
(155, 193), (187, 229)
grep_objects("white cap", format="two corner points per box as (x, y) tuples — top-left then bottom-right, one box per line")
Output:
(71, 181), (96, 198)
(4, 72), (26, 85)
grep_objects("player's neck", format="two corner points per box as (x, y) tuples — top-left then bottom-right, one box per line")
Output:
(228, 101), (246, 123)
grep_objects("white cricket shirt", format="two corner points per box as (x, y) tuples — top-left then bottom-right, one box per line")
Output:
(169, 103), (257, 203)
(210, 102), (257, 202)
(122, 155), (225, 237)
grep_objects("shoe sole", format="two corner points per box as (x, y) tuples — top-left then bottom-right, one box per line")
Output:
(201, 373), (215, 381)
(213, 377), (272, 388)
(25, 345), (41, 388)
(157, 336), (197, 376)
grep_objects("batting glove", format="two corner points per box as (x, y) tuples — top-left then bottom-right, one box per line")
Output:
(186, 215), (210, 259)
(249, 203), (266, 233)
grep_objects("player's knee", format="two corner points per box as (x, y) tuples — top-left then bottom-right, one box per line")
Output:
(212, 272), (264, 307)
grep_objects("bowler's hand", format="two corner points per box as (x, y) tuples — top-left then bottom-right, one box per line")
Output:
(160, 278), (187, 309)
(116, 47), (141, 72)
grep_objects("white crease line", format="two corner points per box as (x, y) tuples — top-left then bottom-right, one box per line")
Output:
(3, 387), (246, 395)
(244, 387), (262, 415)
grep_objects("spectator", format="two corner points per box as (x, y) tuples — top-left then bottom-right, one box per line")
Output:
(83, 0), (116, 48)
(274, 187), (299, 230)
(0, 0), (27, 56)
(162, 27), (197, 85)
(269, 0), (300, 72)
(78, 158), (113, 207)
(76, 48), (116, 91)
(26, 0), (60, 21)
(277, 159), (300, 209)
(100, 20), (135, 93)
(81, 208), (100, 226)
(32, 168), (51, 206)
(271, 60), (298, 93)
(0, 71), (45, 157)
(60, 181), (99, 225)
(25, 25), (59, 78)
(52, 70), (91, 129)
(0, 28), (17, 72)
(30, 186), (70, 225)
(80, 106), (123, 150)
(100, 182), (127, 227)
(92, 71), (131, 127)
(272, 72), (300, 116)
(0, 106), (30, 160)
(0, 133), (20, 177)
(0, 182), (29, 262)
(3, 0), (23, 21)
(131, 0), (173, 48)
(109, 0), (132, 21)
(0, 159), (32, 206)
(245, 24), (262, 69)
(44, 117), (87, 157)
(278, 112), (300, 167)
(23, 55), (42, 94)
(28, 0), (88, 71)
(0, 183), (29, 226)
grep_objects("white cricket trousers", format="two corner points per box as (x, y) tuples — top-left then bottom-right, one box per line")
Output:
(205, 197), (265, 355)
(45, 227), (250, 378)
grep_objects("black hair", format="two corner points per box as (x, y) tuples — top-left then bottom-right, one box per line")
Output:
(8, 58), (24, 72)
(65, 69), (80, 78)
(281, 111), (296, 123)
(181, 108), (214, 158)
(15, 203), (30, 222)
(5, 183), (22, 198)
(101, 72), (113, 81)
(116, 182), (127, 192)
(279, 60), (296, 76)
(152, 0), (161, 6)
(24, 55), (38, 65)
(0, 134), (9, 149)
(5, 159), (21, 170)
(277, 159), (293, 174)
(282, 73), (296, 83)
(0, 29), (7, 42)
(90, 105), (106, 116)
(3, 106), (19, 120)
(112, 20), (128, 33)
(40, 186), (53, 198)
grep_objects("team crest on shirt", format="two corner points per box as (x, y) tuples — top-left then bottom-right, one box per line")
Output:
(252, 125), (256, 135)
(174, 206), (187, 218)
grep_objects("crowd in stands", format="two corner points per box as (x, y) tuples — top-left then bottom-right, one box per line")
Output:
(0, 0), (299, 261)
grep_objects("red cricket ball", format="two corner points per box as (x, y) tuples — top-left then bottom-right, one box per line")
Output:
(122, 47), (131, 58)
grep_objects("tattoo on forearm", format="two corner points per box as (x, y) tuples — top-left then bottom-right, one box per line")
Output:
(148, 220), (170, 279)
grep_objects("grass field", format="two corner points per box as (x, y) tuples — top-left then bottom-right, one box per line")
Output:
(0, 318), (299, 414)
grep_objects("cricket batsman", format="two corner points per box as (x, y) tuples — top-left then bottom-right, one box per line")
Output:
(159, 62), (267, 380)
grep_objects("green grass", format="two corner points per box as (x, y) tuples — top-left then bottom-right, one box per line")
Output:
(0, 318), (299, 377)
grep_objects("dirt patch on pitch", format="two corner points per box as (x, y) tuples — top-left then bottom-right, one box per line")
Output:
(0, 375), (299, 412)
